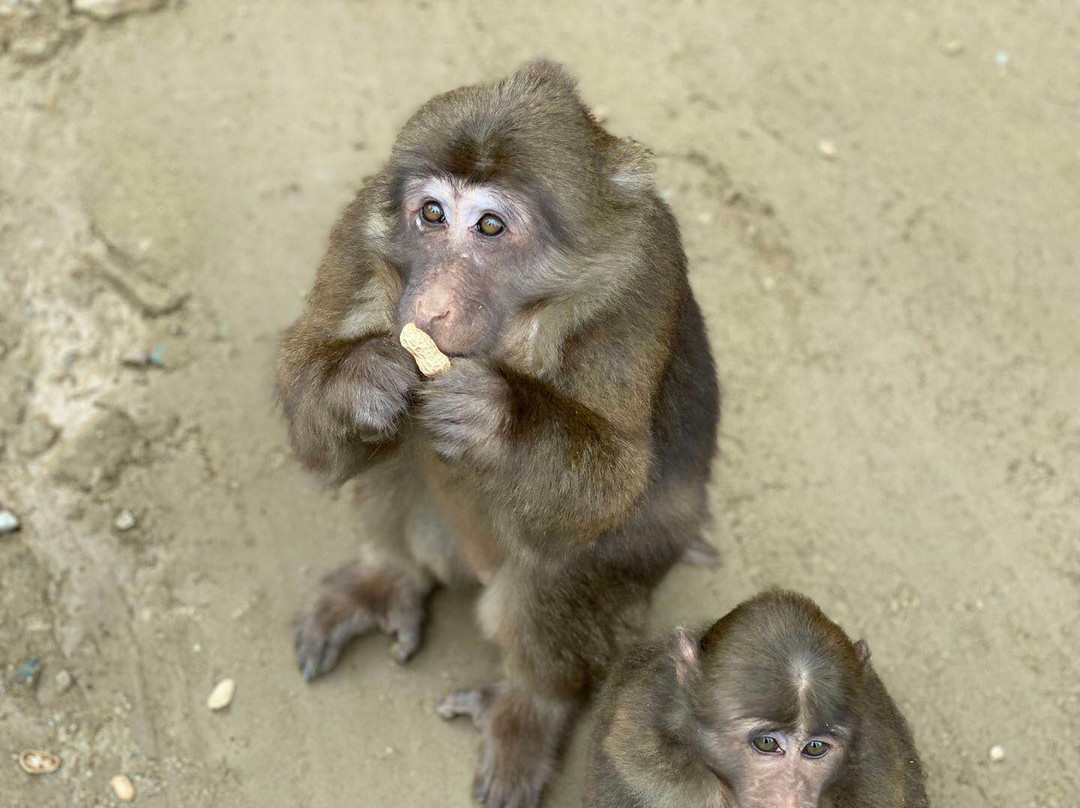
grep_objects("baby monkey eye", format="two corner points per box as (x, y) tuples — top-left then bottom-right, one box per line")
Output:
(476, 214), (505, 237)
(802, 740), (831, 758)
(421, 201), (445, 224)
(751, 736), (780, 754)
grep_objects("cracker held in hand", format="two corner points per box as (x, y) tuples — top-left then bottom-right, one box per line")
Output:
(400, 323), (451, 377)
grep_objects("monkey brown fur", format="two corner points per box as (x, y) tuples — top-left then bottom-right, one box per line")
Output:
(585, 590), (929, 808)
(276, 61), (719, 808)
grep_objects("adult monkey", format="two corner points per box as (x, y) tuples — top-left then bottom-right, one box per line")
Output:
(277, 60), (720, 807)
(585, 591), (930, 808)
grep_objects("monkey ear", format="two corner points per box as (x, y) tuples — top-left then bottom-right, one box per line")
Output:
(673, 627), (702, 688)
(610, 138), (656, 193)
(853, 639), (872, 666)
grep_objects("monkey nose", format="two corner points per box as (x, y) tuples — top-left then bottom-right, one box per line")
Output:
(413, 289), (455, 340)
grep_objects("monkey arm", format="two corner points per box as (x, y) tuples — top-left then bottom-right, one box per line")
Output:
(419, 360), (654, 546)
(276, 193), (416, 482)
(500, 368), (654, 536)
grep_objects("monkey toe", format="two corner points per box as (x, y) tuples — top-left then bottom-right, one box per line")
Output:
(436, 684), (502, 729)
(294, 609), (374, 682)
(680, 535), (721, 568)
(389, 626), (422, 664)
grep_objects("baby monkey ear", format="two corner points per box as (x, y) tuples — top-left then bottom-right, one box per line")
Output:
(609, 138), (656, 193)
(853, 639), (872, 666)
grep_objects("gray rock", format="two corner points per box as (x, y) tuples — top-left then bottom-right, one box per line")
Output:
(72, 0), (166, 21)
(47, 409), (139, 491)
(9, 34), (64, 64)
(83, 238), (188, 318)
(16, 414), (60, 457)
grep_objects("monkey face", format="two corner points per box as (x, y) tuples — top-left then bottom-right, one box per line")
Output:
(706, 719), (847, 807)
(390, 175), (549, 357)
(371, 60), (641, 362)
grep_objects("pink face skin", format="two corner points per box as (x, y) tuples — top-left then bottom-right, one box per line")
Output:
(396, 176), (535, 356)
(708, 719), (847, 808)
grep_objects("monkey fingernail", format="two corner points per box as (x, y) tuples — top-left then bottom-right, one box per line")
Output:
(399, 322), (451, 377)
(300, 659), (318, 682)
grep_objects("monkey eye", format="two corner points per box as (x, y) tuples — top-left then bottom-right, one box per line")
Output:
(420, 201), (445, 224)
(476, 214), (505, 237)
(802, 740), (831, 758)
(751, 736), (780, 754)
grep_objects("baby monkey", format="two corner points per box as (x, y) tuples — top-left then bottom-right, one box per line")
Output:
(586, 591), (929, 808)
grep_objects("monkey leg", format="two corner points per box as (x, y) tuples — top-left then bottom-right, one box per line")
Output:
(294, 455), (470, 681)
(295, 544), (433, 680)
(438, 562), (648, 808)
(438, 682), (574, 808)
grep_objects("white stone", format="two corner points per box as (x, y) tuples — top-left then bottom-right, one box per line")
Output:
(114, 509), (136, 532)
(207, 678), (236, 711)
(55, 670), (74, 693)
(988, 744), (1006, 762)
(0, 509), (20, 535)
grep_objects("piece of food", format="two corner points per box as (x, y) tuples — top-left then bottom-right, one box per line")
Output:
(110, 774), (136, 802)
(19, 750), (61, 775)
(399, 322), (451, 377)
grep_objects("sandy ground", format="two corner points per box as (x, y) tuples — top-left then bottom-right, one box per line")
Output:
(1, 1), (1078, 806)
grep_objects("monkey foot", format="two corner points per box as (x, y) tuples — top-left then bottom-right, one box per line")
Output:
(294, 558), (430, 681)
(441, 684), (573, 808)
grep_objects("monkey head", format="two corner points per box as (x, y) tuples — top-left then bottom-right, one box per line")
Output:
(675, 592), (869, 808)
(369, 60), (653, 358)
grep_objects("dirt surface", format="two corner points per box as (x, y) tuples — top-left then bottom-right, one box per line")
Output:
(1, 2), (1078, 806)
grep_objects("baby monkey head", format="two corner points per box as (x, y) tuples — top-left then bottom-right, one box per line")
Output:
(679, 591), (869, 808)
(377, 60), (654, 357)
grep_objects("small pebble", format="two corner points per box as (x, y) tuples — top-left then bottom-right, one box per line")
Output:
(943, 40), (965, 56)
(207, 677), (236, 711)
(55, 670), (74, 693)
(817, 139), (839, 160)
(996, 51), (1010, 73)
(0, 509), (21, 535)
(110, 773), (136, 801)
(591, 106), (609, 123)
(988, 744), (1006, 762)
(114, 510), (137, 532)
(19, 750), (61, 775)
(12, 657), (41, 687)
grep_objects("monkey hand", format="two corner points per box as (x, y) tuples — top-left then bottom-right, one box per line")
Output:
(418, 358), (511, 467)
(280, 335), (419, 476)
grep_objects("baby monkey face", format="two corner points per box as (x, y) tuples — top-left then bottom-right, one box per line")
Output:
(704, 717), (848, 808)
